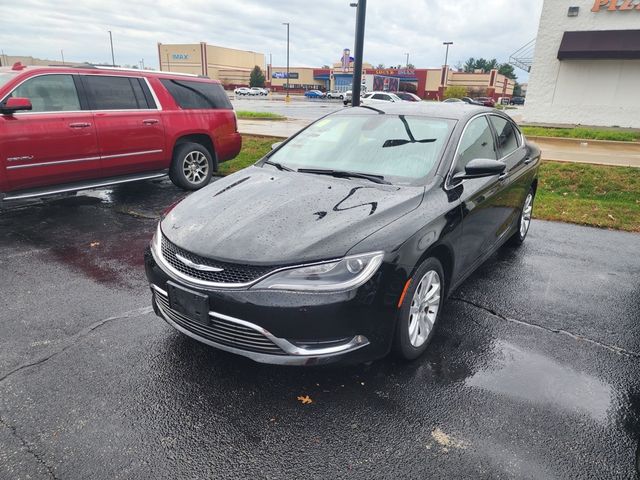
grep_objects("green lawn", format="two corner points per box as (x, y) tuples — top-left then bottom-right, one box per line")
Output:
(217, 135), (276, 175)
(219, 136), (640, 232)
(521, 126), (640, 143)
(535, 161), (640, 232)
(235, 111), (286, 120)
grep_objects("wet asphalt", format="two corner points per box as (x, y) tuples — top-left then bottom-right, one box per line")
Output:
(1, 178), (639, 480)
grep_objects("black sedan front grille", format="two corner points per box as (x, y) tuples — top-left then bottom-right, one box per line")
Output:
(160, 235), (278, 285)
(154, 291), (285, 355)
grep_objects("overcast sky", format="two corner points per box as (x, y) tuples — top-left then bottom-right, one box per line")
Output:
(1, 0), (543, 81)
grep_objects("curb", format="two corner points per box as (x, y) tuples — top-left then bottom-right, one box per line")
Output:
(527, 135), (640, 146)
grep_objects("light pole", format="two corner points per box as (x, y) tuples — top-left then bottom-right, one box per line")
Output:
(282, 22), (290, 102)
(61, 49), (65, 64)
(443, 41), (453, 69)
(350, 0), (367, 107)
(405, 52), (409, 68)
(108, 30), (115, 67)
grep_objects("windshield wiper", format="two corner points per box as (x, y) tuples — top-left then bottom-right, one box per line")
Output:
(383, 138), (437, 148)
(263, 159), (294, 172)
(297, 168), (390, 185)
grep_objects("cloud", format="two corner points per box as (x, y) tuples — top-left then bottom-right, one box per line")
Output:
(0, 0), (543, 79)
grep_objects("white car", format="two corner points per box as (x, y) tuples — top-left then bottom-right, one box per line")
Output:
(234, 87), (251, 96)
(361, 91), (404, 104)
(248, 87), (268, 96)
(327, 91), (346, 100)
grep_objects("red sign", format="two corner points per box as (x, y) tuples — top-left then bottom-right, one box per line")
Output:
(592, 0), (640, 11)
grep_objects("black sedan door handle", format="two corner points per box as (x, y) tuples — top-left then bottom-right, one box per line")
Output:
(524, 156), (533, 165)
(498, 172), (508, 182)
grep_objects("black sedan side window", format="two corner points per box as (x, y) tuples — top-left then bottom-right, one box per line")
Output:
(455, 116), (497, 173)
(489, 115), (519, 157)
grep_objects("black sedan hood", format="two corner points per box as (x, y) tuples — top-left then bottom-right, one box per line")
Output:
(162, 167), (424, 265)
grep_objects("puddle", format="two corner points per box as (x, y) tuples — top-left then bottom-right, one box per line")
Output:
(466, 341), (612, 422)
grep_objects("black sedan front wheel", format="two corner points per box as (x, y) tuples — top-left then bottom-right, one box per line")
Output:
(393, 258), (444, 360)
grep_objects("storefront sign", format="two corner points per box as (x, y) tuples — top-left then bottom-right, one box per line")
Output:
(272, 72), (299, 79)
(373, 68), (415, 76)
(172, 54), (189, 60)
(592, 0), (640, 11)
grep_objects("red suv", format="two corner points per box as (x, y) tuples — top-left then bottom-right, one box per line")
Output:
(0, 63), (241, 204)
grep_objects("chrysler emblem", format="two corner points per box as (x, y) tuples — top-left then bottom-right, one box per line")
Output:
(175, 253), (224, 272)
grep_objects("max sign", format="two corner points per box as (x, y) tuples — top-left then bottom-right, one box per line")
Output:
(592, 0), (640, 11)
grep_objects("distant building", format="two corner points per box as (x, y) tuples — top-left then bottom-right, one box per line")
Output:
(525, 0), (640, 128)
(0, 54), (72, 67)
(158, 43), (264, 86)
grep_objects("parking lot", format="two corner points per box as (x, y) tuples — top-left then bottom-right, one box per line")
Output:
(1, 179), (639, 479)
(231, 94), (523, 122)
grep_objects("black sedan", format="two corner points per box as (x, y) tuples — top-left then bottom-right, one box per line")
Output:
(145, 103), (540, 365)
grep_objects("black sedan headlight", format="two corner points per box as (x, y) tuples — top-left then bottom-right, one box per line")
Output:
(251, 252), (384, 292)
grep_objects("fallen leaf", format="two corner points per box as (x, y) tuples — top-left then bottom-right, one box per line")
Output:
(297, 395), (313, 405)
(90, 241), (100, 247)
(608, 214), (616, 220)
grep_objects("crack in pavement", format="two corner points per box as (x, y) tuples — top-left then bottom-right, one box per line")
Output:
(0, 414), (58, 480)
(0, 306), (154, 384)
(451, 297), (640, 359)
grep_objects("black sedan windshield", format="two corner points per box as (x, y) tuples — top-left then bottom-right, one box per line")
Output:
(267, 114), (454, 184)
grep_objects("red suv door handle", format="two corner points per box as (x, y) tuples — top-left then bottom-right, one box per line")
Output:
(69, 122), (92, 128)
(143, 119), (159, 125)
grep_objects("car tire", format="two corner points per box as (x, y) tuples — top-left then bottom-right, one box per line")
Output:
(508, 187), (535, 247)
(169, 142), (214, 191)
(393, 257), (445, 360)
(339, 95), (344, 100)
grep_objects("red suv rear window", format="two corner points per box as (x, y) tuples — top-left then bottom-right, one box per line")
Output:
(160, 79), (232, 110)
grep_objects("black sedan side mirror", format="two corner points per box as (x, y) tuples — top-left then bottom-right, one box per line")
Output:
(271, 142), (283, 151)
(453, 158), (506, 181)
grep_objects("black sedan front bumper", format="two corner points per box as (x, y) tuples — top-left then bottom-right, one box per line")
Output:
(144, 247), (406, 365)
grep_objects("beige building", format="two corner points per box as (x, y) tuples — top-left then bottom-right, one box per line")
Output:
(158, 43), (265, 86)
(0, 54), (71, 67)
(268, 67), (322, 91)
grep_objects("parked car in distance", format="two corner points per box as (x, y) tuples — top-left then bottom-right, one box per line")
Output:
(510, 96), (526, 105)
(396, 92), (422, 102)
(343, 90), (353, 105)
(461, 97), (485, 106)
(234, 87), (251, 96)
(0, 63), (241, 205)
(304, 90), (326, 99)
(361, 91), (404, 104)
(145, 103), (540, 365)
(442, 98), (464, 103)
(475, 97), (496, 107)
(327, 90), (346, 100)
(248, 87), (268, 96)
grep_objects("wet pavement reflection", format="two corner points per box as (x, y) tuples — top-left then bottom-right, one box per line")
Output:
(0, 179), (639, 479)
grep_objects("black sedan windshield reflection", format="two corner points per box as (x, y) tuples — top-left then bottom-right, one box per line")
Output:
(267, 114), (454, 184)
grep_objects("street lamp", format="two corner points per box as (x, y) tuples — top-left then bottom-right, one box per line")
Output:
(350, 0), (367, 107)
(108, 30), (115, 67)
(443, 41), (453, 68)
(282, 22), (290, 102)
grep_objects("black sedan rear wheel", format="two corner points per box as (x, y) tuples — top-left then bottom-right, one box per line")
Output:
(393, 257), (445, 360)
(508, 187), (535, 247)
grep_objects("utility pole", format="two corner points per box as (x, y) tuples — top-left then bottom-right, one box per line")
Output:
(282, 23), (290, 102)
(405, 52), (409, 68)
(443, 41), (453, 69)
(350, 0), (367, 107)
(61, 49), (65, 64)
(108, 30), (115, 66)
(166, 53), (171, 72)
(140, 58), (145, 69)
